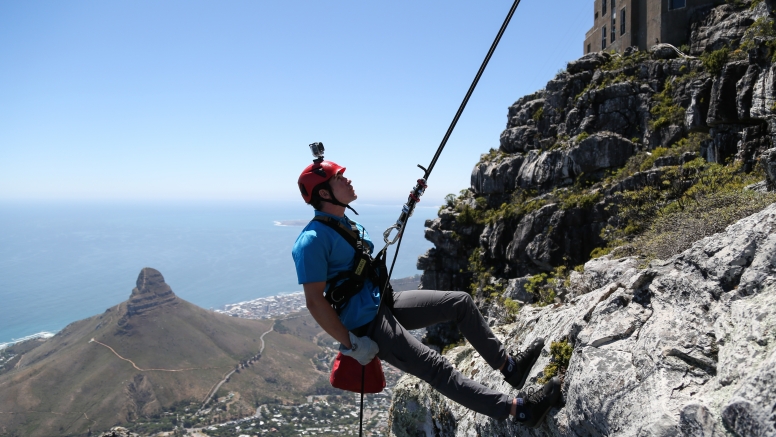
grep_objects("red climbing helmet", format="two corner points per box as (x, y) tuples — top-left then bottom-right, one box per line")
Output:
(298, 160), (346, 203)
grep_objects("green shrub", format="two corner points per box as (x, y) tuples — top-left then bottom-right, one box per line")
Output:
(538, 339), (573, 384)
(576, 132), (590, 142)
(503, 298), (520, 323)
(650, 81), (686, 130)
(479, 148), (507, 164)
(700, 47), (729, 75)
(605, 160), (776, 260)
(639, 147), (669, 172)
(560, 190), (602, 210)
(739, 17), (776, 61)
(610, 133), (708, 182)
(483, 202), (518, 225)
(523, 266), (569, 306)
(467, 249), (489, 295)
(610, 153), (650, 181)
(600, 49), (649, 71)
(532, 106), (545, 122)
(481, 190), (547, 225)
(457, 204), (480, 225)
(524, 273), (547, 294)
(631, 164), (776, 259)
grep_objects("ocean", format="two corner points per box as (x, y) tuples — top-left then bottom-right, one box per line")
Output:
(0, 200), (438, 344)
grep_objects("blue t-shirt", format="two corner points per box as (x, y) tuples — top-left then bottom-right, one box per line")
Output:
(292, 210), (381, 330)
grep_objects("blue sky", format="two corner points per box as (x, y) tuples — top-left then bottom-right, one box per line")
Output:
(1, 0), (592, 205)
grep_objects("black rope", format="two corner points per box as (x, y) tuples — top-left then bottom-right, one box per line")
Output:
(383, 0), (522, 286)
(359, 365), (366, 437)
(424, 0), (522, 179)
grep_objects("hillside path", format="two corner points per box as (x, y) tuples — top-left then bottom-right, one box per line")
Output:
(89, 338), (225, 372)
(197, 321), (275, 412)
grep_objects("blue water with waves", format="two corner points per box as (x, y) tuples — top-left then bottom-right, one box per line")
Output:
(0, 200), (438, 344)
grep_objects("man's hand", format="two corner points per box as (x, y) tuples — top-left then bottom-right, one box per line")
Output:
(303, 282), (352, 347)
(339, 332), (379, 365)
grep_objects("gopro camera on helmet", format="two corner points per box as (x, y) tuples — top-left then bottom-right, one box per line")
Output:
(309, 142), (325, 162)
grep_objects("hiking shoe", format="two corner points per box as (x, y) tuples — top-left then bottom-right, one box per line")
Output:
(503, 337), (544, 390)
(513, 377), (562, 428)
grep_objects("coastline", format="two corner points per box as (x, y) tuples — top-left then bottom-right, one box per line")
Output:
(0, 332), (56, 351)
(1, 202), (436, 345)
(5, 275), (422, 345)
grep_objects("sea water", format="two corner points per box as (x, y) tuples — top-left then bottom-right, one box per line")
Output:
(0, 200), (439, 344)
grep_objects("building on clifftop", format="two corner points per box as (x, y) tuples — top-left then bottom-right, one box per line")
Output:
(583, 0), (723, 54)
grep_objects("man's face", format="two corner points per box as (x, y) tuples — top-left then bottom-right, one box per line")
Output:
(325, 171), (357, 204)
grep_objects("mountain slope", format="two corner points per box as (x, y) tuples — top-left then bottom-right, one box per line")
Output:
(0, 268), (328, 437)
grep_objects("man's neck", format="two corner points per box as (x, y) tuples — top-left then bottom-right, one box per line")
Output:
(318, 203), (346, 217)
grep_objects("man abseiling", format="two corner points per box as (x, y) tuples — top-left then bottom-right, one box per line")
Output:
(291, 152), (561, 427)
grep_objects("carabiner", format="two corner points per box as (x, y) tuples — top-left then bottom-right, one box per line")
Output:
(383, 224), (403, 246)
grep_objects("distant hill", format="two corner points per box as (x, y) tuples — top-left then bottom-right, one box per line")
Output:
(390, 274), (421, 292)
(0, 268), (332, 437)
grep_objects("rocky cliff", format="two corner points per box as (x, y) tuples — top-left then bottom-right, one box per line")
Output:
(420, 0), (776, 296)
(391, 1), (776, 435)
(126, 268), (177, 316)
(392, 203), (775, 436)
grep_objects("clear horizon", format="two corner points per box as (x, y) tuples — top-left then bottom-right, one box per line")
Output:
(0, 201), (438, 344)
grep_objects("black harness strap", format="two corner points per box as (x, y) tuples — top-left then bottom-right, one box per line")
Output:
(313, 216), (375, 311)
(313, 216), (362, 250)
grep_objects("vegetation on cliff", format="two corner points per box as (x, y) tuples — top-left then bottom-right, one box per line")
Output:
(418, 0), (776, 342)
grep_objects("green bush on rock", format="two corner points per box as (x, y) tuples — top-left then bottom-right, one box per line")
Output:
(603, 160), (776, 260)
(538, 339), (573, 384)
(700, 47), (729, 75)
(649, 81), (685, 130)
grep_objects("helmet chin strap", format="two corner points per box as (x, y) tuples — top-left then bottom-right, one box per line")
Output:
(318, 181), (359, 215)
(321, 197), (359, 215)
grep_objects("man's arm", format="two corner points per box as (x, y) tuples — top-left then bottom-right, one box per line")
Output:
(303, 282), (352, 349)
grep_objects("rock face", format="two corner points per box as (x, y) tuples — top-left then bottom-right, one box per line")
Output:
(418, 0), (776, 293)
(391, 203), (776, 436)
(765, 148), (776, 189)
(126, 267), (177, 316)
(399, 1), (776, 436)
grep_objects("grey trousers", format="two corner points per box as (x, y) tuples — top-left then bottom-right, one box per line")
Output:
(357, 289), (513, 420)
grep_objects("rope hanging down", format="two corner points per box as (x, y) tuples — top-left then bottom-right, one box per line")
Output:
(380, 0), (523, 286)
(358, 3), (523, 436)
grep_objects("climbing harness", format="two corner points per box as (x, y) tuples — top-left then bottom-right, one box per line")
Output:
(312, 216), (392, 313)
(309, 1), (523, 435)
